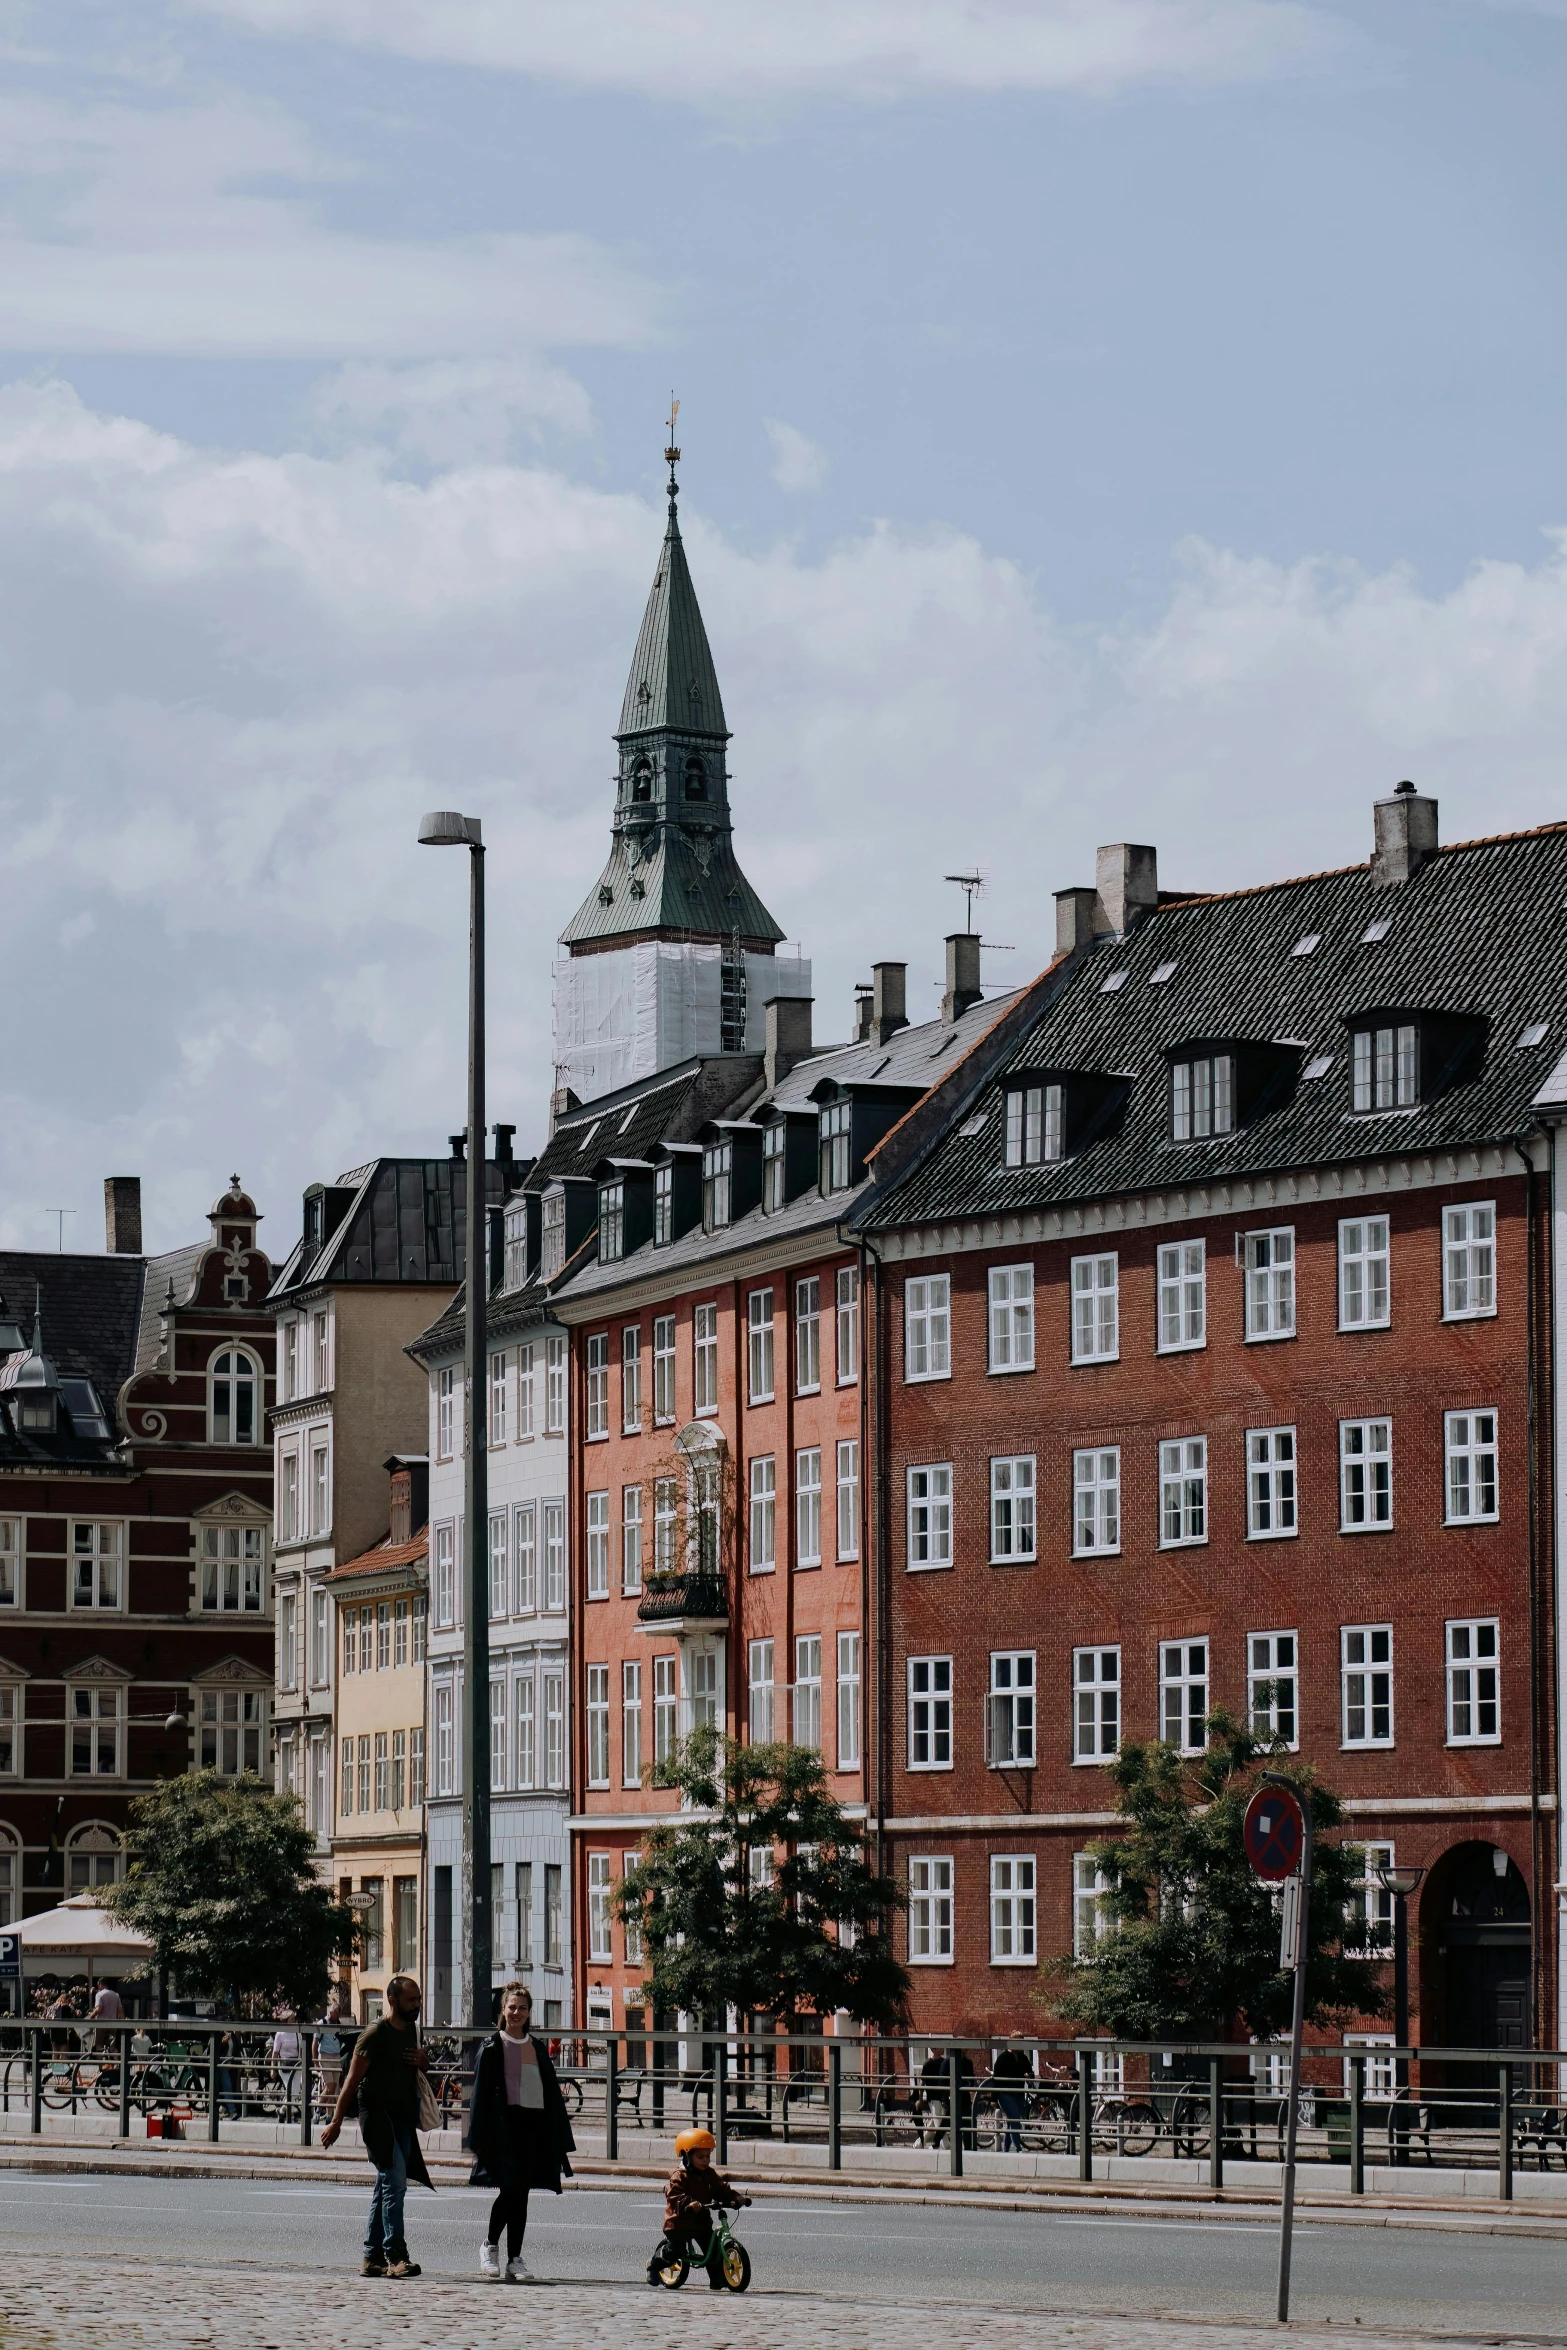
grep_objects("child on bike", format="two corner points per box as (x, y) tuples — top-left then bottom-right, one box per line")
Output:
(647, 2127), (751, 2289)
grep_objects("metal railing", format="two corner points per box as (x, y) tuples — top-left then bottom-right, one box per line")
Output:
(1, 2022), (1560, 2199)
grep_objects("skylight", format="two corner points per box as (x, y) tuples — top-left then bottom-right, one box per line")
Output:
(1517, 1021), (1550, 1049)
(1292, 933), (1321, 958)
(1302, 1054), (1333, 1081)
(1149, 962), (1177, 985)
(1361, 918), (1392, 944)
(1101, 971), (1128, 995)
(619, 1105), (637, 1132)
(576, 1120), (600, 1155)
(959, 1111), (988, 1137)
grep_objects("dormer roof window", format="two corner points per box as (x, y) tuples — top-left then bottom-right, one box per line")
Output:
(1172, 1051), (1234, 1141)
(763, 1121), (786, 1212)
(1352, 1021), (1417, 1112)
(702, 1139), (732, 1232)
(654, 1162), (674, 1246)
(599, 1180), (626, 1262)
(819, 1100), (852, 1195)
(541, 1189), (566, 1280)
(503, 1201), (528, 1291)
(1005, 1082), (1063, 1167)
(60, 1379), (111, 1441)
(1345, 1009), (1487, 1115)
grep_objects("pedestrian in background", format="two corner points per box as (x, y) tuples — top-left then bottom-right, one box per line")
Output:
(466, 1982), (575, 2283)
(991, 2039), (1034, 2154)
(322, 1972), (432, 2278)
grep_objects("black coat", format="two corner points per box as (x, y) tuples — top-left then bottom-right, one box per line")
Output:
(464, 2033), (576, 2194)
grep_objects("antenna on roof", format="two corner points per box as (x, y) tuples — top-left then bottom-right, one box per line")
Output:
(944, 871), (987, 932)
(43, 1209), (75, 1253)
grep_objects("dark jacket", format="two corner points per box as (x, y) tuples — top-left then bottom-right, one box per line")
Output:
(464, 2032), (576, 2193)
(357, 2023), (434, 2192)
(664, 2161), (745, 2232)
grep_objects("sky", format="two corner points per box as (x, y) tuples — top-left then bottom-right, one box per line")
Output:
(4, 0), (1567, 1255)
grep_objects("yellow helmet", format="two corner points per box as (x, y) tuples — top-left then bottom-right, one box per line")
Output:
(675, 2127), (715, 2157)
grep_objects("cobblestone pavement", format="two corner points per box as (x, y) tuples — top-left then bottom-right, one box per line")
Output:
(1, 2261), (1555, 2350)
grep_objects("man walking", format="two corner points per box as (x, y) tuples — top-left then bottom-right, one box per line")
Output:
(322, 1975), (432, 2278)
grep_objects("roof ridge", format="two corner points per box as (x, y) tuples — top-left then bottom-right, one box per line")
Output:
(1151, 819), (1567, 918)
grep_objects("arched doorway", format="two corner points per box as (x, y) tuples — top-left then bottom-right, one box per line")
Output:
(1419, 1841), (1531, 2052)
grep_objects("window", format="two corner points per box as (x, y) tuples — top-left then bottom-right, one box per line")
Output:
(1070, 1254), (1118, 1363)
(584, 1334), (609, 1440)
(543, 1502), (566, 1611)
(588, 1853), (613, 1960)
(517, 1342), (536, 1439)
(693, 1303), (719, 1416)
(1160, 1641), (1209, 1753)
(622, 1661), (643, 1785)
(586, 1665), (611, 1787)
(1444, 1203), (1497, 1318)
(586, 1491), (611, 1599)
(393, 1597), (408, 1667)
(908, 1656), (953, 1768)
(989, 1652), (1035, 1765)
(1339, 1215), (1391, 1329)
(990, 1856), (1037, 1962)
(515, 1675), (535, 1789)
(200, 1688), (266, 1776)
(763, 1121), (787, 1213)
(545, 1864), (563, 1965)
(909, 1856), (954, 1962)
(1074, 1647), (1120, 1762)
(819, 1099), (852, 1194)
(503, 1204), (527, 1291)
(543, 1671), (565, 1789)
(836, 1632), (861, 1769)
(375, 1729), (389, 1810)
(836, 1265), (860, 1384)
(359, 1609), (373, 1672)
(1244, 1228), (1295, 1340)
(1157, 1240), (1206, 1350)
(747, 1456), (776, 1573)
(1073, 1448), (1120, 1555)
(904, 1274), (951, 1381)
(988, 1264), (1034, 1371)
(278, 1592), (298, 1691)
(71, 1522), (122, 1610)
(376, 1601), (391, 1668)
(283, 1320), (299, 1402)
(310, 1590), (329, 1686)
(1351, 1842), (1394, 1957)
(907, 1464), (953, 1569)
(433, 1523), (455, 1626)
(621, 1327), (642, 1432)
(1249, 1632), (1298, 1747)
(747, 1290), (775, 1401)
(990, 1456), (1036, 1562)
(0, 1518), (18, 1608)
(702, 1140), (732, 1231)
(341, 1735), (355, 1814)
(652, 1315), (676, 1423)
(794, 1635), (822, 1749)
(1340, 1418), (1392, 1529)
(1246, 1426), (1297, 1538)
(654, 1478), (677, 1574)
(0, 1682), (19, 1775)
(653, 1655), (678, 1763)
(391, 1728), (406, 1811)
(1171, 1052), (1234, 1140)
(599, 1182), (625, 1263)
(489, 1350), (509, 1446)
(488, 1511), (508, 1618)
(795, 1448), (822, 1568)
(1446, 1409), (1499, 1522)
(541, 1189), (566, 1279)
(412, 1595), (427, 1664)
(200, 1522), (265, 1611)
(1447, 1619), (1500, 1744)
(621, 1486), (643, 1594)
(356, 1734), (372, 1812)
(748, 1638), (775, 1743)
(69, 1685), (123, 1775)
(513, 1503), (537, 1613)
(795, 1276), (822, 1393)
(311, 1441), (331, 1537)
(545, 1337), (567, 1435)
(654, 1163), (674, 1246)
(1352, 1022), (1418, 1111)
(1005, 1083), (1063, 1167)
(209, 1349), (260, 1444)
(1159, 1437), (1207, 1545)
(434, 1683), (454, 1797)
(1072, 1854), (1111, 1956)
(1342, 1625), (1394, 1747)
(836, 1438), (860, 1561)
(437, 1365), (454, 1459)
(409, 1725), (426, 1805)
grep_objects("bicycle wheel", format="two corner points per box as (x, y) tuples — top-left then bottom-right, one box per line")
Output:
(41, 2062), (81, 2110)
(562, 2077), (583, 2115)
(722, 2241), (751, 2293)
(1114, 2100), (1159, 2157)
(1171, 2093), (1209, 2157)
(1035, 2091), (1074, 2154)
(654, 2249), (689, 2290)
(94, 2066), (123, 2113)
(970, 2092), (1003, 2152)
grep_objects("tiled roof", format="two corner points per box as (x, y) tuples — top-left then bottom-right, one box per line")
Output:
(328, 1531), (429, 1583)
(860, 825), (1567, 1231)
(0, 1253), (144, 1465)
(131, 1245), (205, 1377)
(267, 1155), (514, 1301)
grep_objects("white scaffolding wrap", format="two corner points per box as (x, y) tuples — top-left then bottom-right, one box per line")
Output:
(553, 943), (811, 1104)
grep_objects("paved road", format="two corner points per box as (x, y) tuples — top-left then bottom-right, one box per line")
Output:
(2, 2170), (1566, 2334)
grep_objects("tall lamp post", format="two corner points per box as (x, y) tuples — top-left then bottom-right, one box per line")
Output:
(1373, 1860), (1425, 2160)
(418, 809), (490, 2028)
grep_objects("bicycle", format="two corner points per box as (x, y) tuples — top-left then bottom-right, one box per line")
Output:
(649, 2205), (751, 2293)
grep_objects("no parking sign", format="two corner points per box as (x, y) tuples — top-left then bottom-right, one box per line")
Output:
(1243, 1785), (1305, 1883)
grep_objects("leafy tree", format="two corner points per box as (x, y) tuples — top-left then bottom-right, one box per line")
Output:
(614, 1728), (909, 2027)
(105, 1771), (357, 2014)
(1050, 1715), (1386, 2041)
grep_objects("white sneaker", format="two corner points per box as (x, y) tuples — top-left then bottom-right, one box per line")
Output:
(479, 2242), (502, 2281)
(505, 2255), (534, 2283)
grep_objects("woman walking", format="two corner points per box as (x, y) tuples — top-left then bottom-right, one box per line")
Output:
(465, 1983), (575, 2283)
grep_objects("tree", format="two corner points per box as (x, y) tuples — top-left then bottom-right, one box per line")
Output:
(614, 1728), (909, 2027)
(1050, 1715), (1387, 2042)
(105, 1771), (358, 2014)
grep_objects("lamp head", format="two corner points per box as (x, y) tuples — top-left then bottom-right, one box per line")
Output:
(417, 810), (482, 847)
(1373, 1861), (1425, 1898)
(163, 1711), (184, 1734)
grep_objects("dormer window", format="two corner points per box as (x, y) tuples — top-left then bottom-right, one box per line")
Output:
(599, 1182), (625, 1263)
(541, 1190), (566, 1280)
(17, 1394), (55, 1434)
(819, 1100), (852, 1195)
(1172, 1053), (1234, 1141)
(763, 1122), (786, 1213)
(503, 1203), (527, 1290)
(1352, 1022), (1418, 1112)
(683, 755), (707, 801)
(631, 756), (653, 803)
(702, 1141), (732, 1232)
(1005, 1083), (1063, 1167)
(654, 1164), (674, 1246)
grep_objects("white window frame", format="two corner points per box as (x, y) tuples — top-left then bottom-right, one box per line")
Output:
(67, 1680), (125, 1778)
(1338, 1214), (1391, 1330)
(989, 1854), (1037, 1964)
(1156, 1240), (1206, 1352)
(1070, 1253), (1119, 1365)
(0, 1681), (20, 1778)
(588, 1851), (613, 1960)
(1073, 1447), (1120, 1556)
(904, 1273), (951, 1383)
(652, 1313), (676, 1424)
(836, 1630), (861, 1770)
(748, 1637), (775, 1744)
(748, 1455), (776, 1574)
(989, 1651), (1035, 1766)
(585, 1333), (609, 1440)
(433, 1522), (455, 1627)
(621, 1326), (642, 1433)
(1159, 1639), (1209, 1754)
(585, 1490), (611, 1600)
(488, 1510), (508, 1619)
(908, 1855), (954, 1964)
(208, 1346), (262, 1445)
(543, 1669), (565, 1789)
(543, 1501), (566, 1612)
(0, 1517), (20, 1610)
(1444, 1202), (1497, 1320)
(586, 1665), (611, 1789)
(1246, 1425), (1297, 1539)
(747, 1289), (775, 1403)
(988, 1264), (1035, 1373)
(795, 1275), (822, 1394)
(544, 1336), (567, 1436)
(70, 1521), (124, 1612)
(1445, 1408), (1499, 1523)
(516, 1342), (536, 1440)
(906, 1464), (953, 1570)
(621, 1661), (642, 1786)
(795, 1447), (822, 1569)
(908, 1655), (953, 1770)
(1341, 1623), (1394, 1748)
(1247, 1630), (1299, 1749)
(513, 1503), (537, 1614)
(436, 1365), (454, 1460)
(515, 1674), (535, 1789)
(1073, 1853), (1111, 1957)
(653, 1653), (678, 1764)
(989, 1455), (1036, 1563)
(621, 1485), (643, 1595)
(488, 1349), (509, 1447)
(836, 1437), (861, 1562)
(1352, 1022), (1418, 1113)
(199, 1520), (267, 1613)
(836, 1264), (860, 1385)
(1171, 1052), (1234, 1141)
(692, 1302), (719, 1417)
(1243, 1226), (1296, 1341)
(1340, 1417), (1393, 1531)
(1159, 1436), (1207, 1547)
(1352, 1842), (1395, 1957)
(793, 1634), (822, 1750)
(1005, 1082), (1063, 1167)
(1074, 1646), (1120, 1763)
(1446, 1617), (1500, 1745)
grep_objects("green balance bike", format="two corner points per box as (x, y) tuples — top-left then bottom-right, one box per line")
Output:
(649, 2206), (752, 2293)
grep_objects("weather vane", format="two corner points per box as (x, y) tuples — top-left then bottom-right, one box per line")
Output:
(664, 394), (680, 504)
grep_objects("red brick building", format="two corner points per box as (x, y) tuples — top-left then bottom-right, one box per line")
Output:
(852, 795), (1560, 2052)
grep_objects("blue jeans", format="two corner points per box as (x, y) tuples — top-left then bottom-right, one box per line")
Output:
(365, 2122), (412, 2260)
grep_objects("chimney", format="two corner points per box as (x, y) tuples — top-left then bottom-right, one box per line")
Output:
(871, 962), (908, 1046)
(765, 995), (813, 1090)
(385, 1456), (430, 1546)
(104, 1176), (142, 1256)
(1054, 886), (1105, 957)
(1372, 780), (1438, 890)
(1095, 843), (1159, 937)
(853, 983), (874, 1043)
(942, 933), (983, 1024)
(448, 1131), (467, 1164)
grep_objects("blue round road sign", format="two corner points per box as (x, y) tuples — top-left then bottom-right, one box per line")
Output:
(1244, 1786), (1305, 1881)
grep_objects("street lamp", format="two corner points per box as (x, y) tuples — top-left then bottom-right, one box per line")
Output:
(418, 808), (490, 2029)
(1372, 1860), (1425, 2157)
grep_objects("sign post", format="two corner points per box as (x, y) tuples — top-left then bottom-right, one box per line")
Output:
(1243, 1782), (1311, 2324)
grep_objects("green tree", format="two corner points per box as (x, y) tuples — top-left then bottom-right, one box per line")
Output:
(614, 1728), (909, 2026)
(105, 1771), (357, 2014)
(1050, 1715), (1386, 2041)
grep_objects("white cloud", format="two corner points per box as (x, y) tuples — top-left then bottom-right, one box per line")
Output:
(764, 417), (828, 495)
(309, 360), (594, 467)
(0, 91), (654, 356)
(185, 0), (1352, 103)
(3, 374), (1566, 1255)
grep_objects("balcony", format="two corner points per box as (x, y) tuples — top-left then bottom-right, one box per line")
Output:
(636, 1573), (727, 1632)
